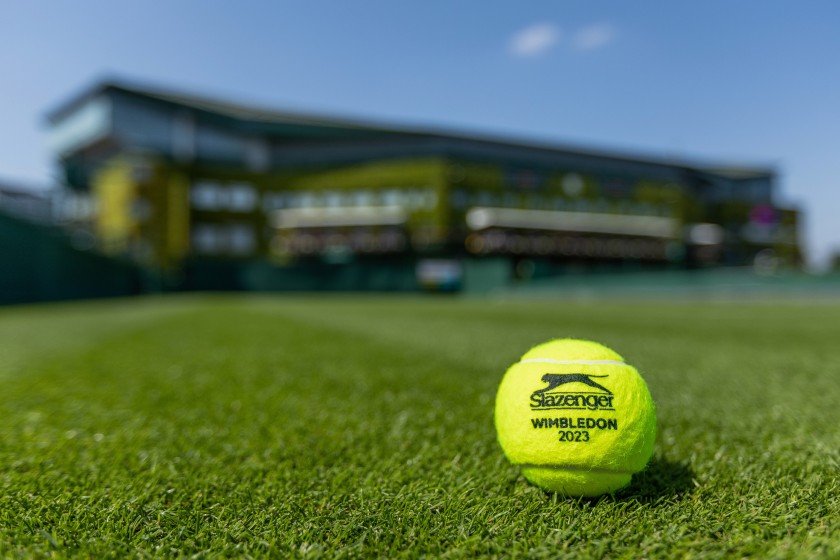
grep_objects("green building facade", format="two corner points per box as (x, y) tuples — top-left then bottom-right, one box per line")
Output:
(45, 81), (801, 291)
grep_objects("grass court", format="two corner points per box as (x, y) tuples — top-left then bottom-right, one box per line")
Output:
(1, 295), (838, 558)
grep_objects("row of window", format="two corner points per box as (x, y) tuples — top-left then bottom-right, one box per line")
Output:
(702, 178), (771, 204)
(191, 182), (258, 212)
(464, 231), (670, 260)
(192, 223), (257, 255)
(189, 181), (673, 218)
(272, 230), (408, 256)
(190, 181), (439, 213)
(262, 188), (437, 212)
(451, 190), (675, 217)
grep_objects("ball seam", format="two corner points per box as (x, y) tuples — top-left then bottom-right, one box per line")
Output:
(515, 463), (636, 475)
(518, 358), (626, 366)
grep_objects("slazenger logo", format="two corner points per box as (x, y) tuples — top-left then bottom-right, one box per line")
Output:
(530, 373), (615, 411)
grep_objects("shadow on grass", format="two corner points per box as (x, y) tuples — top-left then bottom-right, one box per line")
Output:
(538, 457), (696, 505)
(616, 456), (696, 502)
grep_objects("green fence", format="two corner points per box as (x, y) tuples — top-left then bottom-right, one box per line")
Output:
(0, 212), (141, 305)
(3, 211), (838, 304)
(179, 257), (419, 293)
(496, 266), (840, 299)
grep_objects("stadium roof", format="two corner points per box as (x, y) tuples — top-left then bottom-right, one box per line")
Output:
(47, 78), (776, 179)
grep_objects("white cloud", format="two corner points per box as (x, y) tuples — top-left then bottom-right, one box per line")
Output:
(509, 23), (562, 57)
(572, 23), (615, 51)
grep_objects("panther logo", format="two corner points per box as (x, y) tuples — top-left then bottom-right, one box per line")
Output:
(535, 373), (612, 395)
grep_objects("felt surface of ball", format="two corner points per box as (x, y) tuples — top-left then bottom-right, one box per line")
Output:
(495, 339), (656, 497)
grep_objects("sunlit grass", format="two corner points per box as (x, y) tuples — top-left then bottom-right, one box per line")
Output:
(1, 295), (838, 558)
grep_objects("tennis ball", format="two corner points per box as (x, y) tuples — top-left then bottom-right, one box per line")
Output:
(495, 339), (656, 497)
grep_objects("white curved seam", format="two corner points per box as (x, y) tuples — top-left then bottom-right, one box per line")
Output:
(519, 359), (625, 366)
(516, 463), (634, 475)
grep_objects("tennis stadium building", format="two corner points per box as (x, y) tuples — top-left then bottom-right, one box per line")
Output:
(45, 80), (801, 291)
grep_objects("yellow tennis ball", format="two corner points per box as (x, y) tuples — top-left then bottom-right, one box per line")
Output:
(495, 339), (656, 497)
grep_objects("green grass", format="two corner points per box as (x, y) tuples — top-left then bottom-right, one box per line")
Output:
(1, 295), (838, 558)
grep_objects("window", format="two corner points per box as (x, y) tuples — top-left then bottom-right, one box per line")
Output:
(382, 189), (402, 207)
(192, 223), (256, 255)
(299, 193), (316, 208)
(229, 183), (257, 212)
(741, 179), (771, 203)
(451, 190), (468, 209)
(196, 124), (245, 161)
(214, 187), (230, 210)
(354, 190), (374, 207)
(191, 181), (220, 210)
(325, 191), (342, 208)
(192, 224), (222, 253)
(286, 193), (302, 208)
(192, 182), (259, 212)
(245, 138), (270, 171)
(262, 193), (285, 212)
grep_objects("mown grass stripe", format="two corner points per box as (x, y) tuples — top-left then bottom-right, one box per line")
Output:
(0, 295), (838, 558)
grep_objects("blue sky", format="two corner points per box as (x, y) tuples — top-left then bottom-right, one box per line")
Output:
(2, 1), (839, 266)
